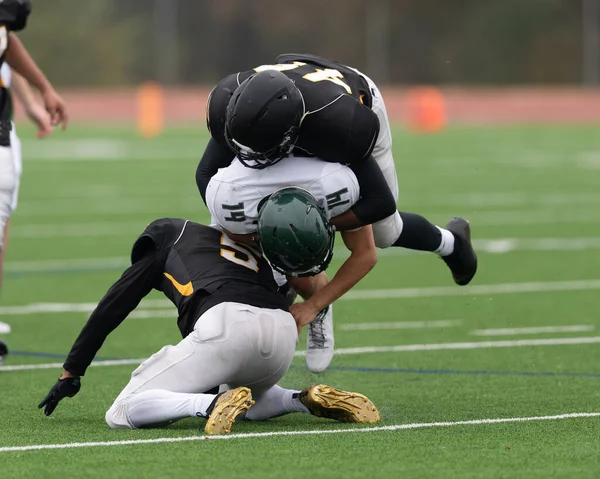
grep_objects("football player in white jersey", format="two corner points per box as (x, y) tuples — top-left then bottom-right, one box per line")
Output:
(206, 154), (378, 373)
(0, 65), (54, 362)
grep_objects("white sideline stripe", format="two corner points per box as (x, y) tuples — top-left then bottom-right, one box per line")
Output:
(4, 336), (600, 372)
(8, 232), (600, 251)
(0, 299), (173, 316)
(128, 310), (173, 319)
(471, 325), (595, 336)
(291, 336), (600, 356)
(0, 359), (142, 372)
(3, 279), (600, 316)
(340, 320), (461, 331)
(343, 279), (600, 300)
(1, 412), (598, 453)
(5, 236), (600, 271)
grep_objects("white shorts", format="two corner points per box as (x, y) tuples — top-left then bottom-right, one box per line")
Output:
(352, 68), (403, 248)
(105, 302), (297, 428)
(0, 144), (16, 249)
(10, 124), (22, 211)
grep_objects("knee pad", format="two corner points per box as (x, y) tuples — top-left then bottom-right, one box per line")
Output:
(373, 211), (404, 249)
(105, 399), (133, 429)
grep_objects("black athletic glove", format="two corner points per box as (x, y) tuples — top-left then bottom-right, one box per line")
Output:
(38, 377), (81, 416)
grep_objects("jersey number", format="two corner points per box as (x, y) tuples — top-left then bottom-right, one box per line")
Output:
(254, 62), (352, 95)
(219, 234), (260, 272)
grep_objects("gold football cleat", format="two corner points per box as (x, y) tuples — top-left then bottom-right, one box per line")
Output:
(299, 384), (380, 423)
(204, 387), (255, 435)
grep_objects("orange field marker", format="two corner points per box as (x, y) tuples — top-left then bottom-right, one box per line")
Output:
(137, 82), (164, 138)
(405, 87), (446, 133)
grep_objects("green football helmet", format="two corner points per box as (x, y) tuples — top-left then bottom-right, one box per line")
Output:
(257, 187), (335, 277)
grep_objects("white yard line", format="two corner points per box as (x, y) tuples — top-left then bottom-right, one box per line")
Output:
(292, 336), (600, 357)
(0, 359), (142, 372)
(340, 320), (461, 331)
(4, 336), (600, 373)
(1, 412), (598, 453)
(5, 237), (600, 263)
(471, 325), (595, 336)
(3, 279), (600, 317)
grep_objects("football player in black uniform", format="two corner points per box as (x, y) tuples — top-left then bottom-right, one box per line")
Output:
(196, 54), (477, 286)
(0, 0), (69, 364)
(38, 197), (380, 434)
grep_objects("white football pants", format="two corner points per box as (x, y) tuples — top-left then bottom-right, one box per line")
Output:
(10, 124), (22, 211)
(351, 68), (403, 248)
(0, 144), (16, 251)
(105, 302), (297, 429)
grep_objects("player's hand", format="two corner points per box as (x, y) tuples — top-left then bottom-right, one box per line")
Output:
(25, 103), (54, 139)
(290, 301), (321, 333)
(38, 376), (81, 416)
(41, 87), (68, 130)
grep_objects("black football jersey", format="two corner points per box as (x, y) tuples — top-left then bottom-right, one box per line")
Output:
(0, 0), (30, 143)
(132, 218), (288, 336)
(207, 54), (380, 166)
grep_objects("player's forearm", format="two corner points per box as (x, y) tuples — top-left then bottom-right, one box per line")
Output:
(348, 155), (397, 226)
(304, 228), (377, 311)
(330, 209), (364, 231)
(305, 249), (376, 312)
(5, 33), (52, 94)
(10, 70), (38, 111)
(63, 255), (159, 376)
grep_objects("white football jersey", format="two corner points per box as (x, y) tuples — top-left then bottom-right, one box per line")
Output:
(206, 155), (360, 235)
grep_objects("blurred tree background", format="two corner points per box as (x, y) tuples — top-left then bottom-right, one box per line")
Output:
(17, 0), (595, 86)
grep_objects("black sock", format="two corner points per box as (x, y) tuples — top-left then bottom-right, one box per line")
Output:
(392, 212), (442, 252)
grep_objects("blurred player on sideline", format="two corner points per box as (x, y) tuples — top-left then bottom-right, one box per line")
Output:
(0, 0), (69, 363)
(0, 65), (54, 362)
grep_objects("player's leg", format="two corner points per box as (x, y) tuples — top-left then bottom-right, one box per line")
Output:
(287, 273), (334, 374)
(244, 384), (379, 423)
(356, 70), (477, 285)
(105, 302), (296, 434)
(0, 126), (22, 359)
(0, 143), (16, 295)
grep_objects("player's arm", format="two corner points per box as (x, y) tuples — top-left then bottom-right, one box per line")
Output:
(197, 138), (235, 204)
(330, 155), (396, 231)
(289, 226), (377, 330)
(38, 237), (164, 416)
(10, 70), (53, 138)
(5, 33), (68, 129)
(197, 73), (241, 204)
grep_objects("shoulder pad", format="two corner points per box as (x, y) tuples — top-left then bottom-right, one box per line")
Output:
(300, 95), (379, 166)
(130, 218), (187, 264)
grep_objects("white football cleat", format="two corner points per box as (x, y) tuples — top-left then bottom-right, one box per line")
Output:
(306, 305), (334, 373)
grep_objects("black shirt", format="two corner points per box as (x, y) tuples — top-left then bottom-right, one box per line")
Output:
(207, 53), (380, 167)
(63, 220), (288, 376)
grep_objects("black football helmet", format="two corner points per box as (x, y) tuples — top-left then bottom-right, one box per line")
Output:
(225, 70), (305, 169)
(257, 187), (335, 277)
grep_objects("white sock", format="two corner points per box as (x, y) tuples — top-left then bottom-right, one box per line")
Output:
(244, 385), (309, 421)
(127, 389), (217, 428)
(434, 227), (455, 256)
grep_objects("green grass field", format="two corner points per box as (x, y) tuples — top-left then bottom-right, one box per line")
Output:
(2, 123), (600, 478)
